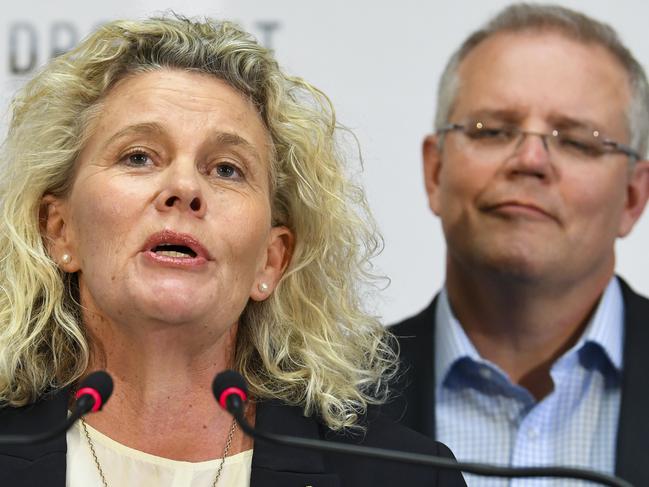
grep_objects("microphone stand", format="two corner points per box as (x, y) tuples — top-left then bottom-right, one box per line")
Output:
(0, 395), (95, 446)
(226, 397), (633, 487)
(0, 370), (112, 446)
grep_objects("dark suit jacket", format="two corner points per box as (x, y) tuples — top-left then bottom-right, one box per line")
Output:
(0, 389), (467, 486)
(385, 278), (649, 487)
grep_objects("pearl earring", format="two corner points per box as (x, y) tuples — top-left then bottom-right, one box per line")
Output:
(61, 254), (71, 264)
(258, 282), (269, 293)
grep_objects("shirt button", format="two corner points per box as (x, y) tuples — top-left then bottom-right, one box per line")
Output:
(527, 428), (539, 440)
(479, 367), (493, 379)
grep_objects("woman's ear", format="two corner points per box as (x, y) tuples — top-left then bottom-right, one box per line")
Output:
(250, 225), (294, 301)
(40, 194), (79, 272)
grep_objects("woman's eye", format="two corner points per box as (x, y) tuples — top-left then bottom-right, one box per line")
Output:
(213, 163), (242, 179)
(122, 151), (152, 167)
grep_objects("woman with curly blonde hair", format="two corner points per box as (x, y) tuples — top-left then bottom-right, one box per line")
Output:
(0, 15), (463, 487)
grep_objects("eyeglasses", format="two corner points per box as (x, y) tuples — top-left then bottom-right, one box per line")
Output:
(438, 121), (640, 163)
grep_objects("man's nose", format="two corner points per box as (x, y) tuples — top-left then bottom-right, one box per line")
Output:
(507, 131), (554, 180)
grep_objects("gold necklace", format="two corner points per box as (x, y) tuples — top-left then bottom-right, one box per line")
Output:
(80, 417), (238, 487)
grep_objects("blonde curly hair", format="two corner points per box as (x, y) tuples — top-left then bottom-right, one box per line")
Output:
(0, 15), (396, 430)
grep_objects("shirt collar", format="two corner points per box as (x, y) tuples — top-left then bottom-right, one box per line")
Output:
(435, 287), (481, 387)
(571, 276), (623, 372)
(434, 276), (624, 388)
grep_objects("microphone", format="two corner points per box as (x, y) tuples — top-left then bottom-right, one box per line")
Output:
(212, 369), (247, 415)
(0, 370), (113, 445)
(212, 370), (632, 487)
(72, 370), (114, 416)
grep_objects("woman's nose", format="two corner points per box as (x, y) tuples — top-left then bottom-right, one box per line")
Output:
(154, 162), (206, 217)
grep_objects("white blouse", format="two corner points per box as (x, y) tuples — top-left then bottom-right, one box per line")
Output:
(66, 421), (253, 486)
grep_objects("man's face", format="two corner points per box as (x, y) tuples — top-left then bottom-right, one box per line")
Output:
(425, 31), (649, 287)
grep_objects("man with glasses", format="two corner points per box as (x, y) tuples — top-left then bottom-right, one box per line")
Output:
(387, 4), (649, 485)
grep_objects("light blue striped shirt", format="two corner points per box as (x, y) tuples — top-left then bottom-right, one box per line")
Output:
(435, 278), (623, 486)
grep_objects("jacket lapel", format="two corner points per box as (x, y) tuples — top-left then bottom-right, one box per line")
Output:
(250, 399), (341, 486)
(0, 388), (69, 487)
(389, 296), (438, 438)
(615, 278), (649, 486)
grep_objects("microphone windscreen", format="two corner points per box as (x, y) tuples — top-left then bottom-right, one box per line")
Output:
(77, 370), (114, 408)
(212, 370), (248, 409)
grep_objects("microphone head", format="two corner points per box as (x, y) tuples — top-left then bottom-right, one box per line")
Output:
(212, 370), (248, 412)
(74, 370), (114, 412)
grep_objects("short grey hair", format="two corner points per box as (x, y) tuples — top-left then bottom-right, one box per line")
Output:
(435, 3), (649, 158)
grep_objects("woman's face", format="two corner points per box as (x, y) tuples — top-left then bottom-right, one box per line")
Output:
(44, 69), (291, 333)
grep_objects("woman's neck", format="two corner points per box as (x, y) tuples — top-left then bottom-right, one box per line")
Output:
(80, 310), (253, 461)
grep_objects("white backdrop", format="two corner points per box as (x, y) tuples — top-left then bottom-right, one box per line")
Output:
(2, 1), (648, 324)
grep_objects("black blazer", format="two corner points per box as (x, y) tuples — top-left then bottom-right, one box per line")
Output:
(0, 389), (467, 487)
(385, 278), (649, 487)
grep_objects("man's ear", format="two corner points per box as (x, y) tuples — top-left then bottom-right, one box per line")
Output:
(39, 194), (79, 271)
(249, 225), (294, 301)
(423, 134), (444, 215)
(619, 160), (649, 238)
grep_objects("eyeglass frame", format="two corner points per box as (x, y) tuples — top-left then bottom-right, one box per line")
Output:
(437, 121), (641, 162)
